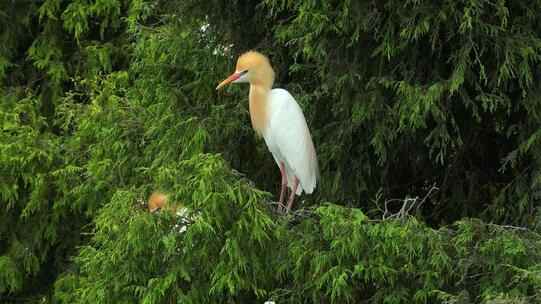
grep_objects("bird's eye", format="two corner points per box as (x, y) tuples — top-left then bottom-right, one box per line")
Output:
(242, 69), (249, 74)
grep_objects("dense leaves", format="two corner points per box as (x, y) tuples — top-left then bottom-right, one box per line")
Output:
(1, 0), (541, 303)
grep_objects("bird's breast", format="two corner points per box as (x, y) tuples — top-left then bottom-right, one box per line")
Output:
(248, 85), (270, 135)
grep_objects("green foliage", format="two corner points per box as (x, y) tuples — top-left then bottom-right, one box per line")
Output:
(54, 203), (541, 303)
(56, 157), (275, 303)
(1, 0), (541, 302)
(272, 209), (541, 303)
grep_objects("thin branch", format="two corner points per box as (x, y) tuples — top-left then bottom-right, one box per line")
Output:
(497, 224), (537, 234)
(378, 183), (440, 220)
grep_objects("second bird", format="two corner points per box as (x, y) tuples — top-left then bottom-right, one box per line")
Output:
(216, 51), (319, 212)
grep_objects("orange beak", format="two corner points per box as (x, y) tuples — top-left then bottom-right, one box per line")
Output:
(216, 72), (241, 89)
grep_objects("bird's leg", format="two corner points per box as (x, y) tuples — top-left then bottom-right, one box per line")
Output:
(278, 162), (287, 213)
(286, 178), (300, 213)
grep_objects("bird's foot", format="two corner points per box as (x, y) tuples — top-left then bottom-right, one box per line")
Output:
(270, 201), (286, 215)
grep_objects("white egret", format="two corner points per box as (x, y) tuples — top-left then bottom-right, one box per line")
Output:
(217, 51), (319, 212)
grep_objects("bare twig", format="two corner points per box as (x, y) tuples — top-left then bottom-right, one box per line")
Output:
(268, 200), (318, 220)
(378, 183), (440, 220)
(496, 224), (537, 234)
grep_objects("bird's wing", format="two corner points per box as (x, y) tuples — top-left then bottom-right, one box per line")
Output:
(267, 89), (319, 194)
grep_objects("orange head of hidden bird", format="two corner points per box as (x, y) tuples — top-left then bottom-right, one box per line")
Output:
(216, 51), (319, 213)
(148, 191), (180, 213)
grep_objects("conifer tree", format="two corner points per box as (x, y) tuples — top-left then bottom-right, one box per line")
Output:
(1, 0), (541, 303)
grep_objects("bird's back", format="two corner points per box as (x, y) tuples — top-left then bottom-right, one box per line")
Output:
(264, 88), (319, 194)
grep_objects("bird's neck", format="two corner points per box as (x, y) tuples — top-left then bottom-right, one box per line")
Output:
(249, 84), (271, 135)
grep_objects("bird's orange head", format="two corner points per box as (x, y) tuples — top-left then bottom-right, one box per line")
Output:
(216, 51), (275, 89)
(148, 191), (168, 213)
(148, 191), (181, 213)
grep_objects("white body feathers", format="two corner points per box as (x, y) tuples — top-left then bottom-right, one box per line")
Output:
(262, 89), (319, 195)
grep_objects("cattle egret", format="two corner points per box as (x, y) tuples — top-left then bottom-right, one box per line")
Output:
(148, 191), (181, 213)
(147, 191), (191, 233)
(216, 51), (319, 212)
